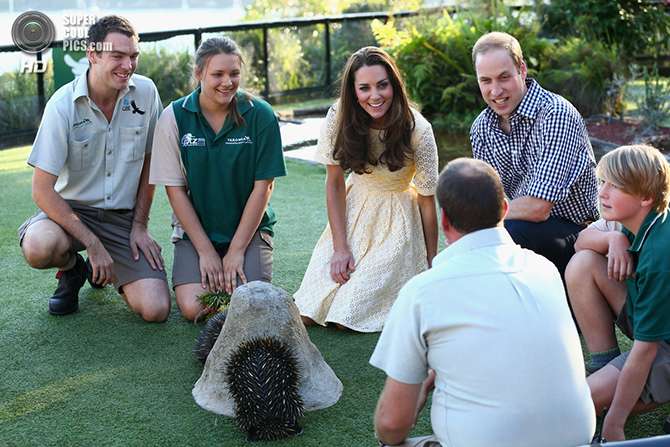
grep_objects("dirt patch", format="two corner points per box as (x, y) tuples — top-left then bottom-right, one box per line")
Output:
(586, 119), (670, 153)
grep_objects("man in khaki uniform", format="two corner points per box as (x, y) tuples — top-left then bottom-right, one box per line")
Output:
(18, 15), (170, 322)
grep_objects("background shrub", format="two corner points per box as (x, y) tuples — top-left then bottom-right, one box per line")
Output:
(535, 37), (620, 118)
(542, 0), (670, 59)
(135, 44), (193, 107)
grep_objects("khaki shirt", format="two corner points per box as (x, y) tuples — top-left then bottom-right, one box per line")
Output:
(27, 70), (162, 210)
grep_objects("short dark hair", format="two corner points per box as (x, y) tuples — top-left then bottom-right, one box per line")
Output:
(436, 158), (506, 234)
(87, 15), (138, 50)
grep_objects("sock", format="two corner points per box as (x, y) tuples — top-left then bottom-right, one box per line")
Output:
(589, 347), (621, 366)
(58, 252), (78, 271)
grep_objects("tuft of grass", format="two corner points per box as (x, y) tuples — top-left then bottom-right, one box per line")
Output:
(0, 147), (668, 445)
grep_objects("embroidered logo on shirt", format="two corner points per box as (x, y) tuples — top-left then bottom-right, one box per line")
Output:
(72, 118), (92, 129)
(121, 99), (145, 114)
(225, 136), (252, 145)
(131, 100), (145, 115)
(181, 133), (206, 147)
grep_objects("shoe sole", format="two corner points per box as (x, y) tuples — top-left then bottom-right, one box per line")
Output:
(48, 303), (79, 316)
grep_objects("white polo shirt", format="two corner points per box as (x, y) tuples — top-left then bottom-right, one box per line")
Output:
(27, 69), (162, 210)
(370, 227), (595, 447)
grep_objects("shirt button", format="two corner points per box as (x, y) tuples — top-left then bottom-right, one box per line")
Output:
(108, 151), (112, 155)
(107, 196), (111, 200)
(107, 172), (111, 177)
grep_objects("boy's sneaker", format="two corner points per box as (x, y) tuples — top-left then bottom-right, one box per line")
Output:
(85, 257), (104, 289)
(49, 253), (87, 315)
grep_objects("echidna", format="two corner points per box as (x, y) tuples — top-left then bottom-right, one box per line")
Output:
(225, 336), (305, 442)
(193, 311), (228, 364)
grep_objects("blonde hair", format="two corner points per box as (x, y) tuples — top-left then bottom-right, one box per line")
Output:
(471, 31), (523, 72)
(597, 144), (670, 213)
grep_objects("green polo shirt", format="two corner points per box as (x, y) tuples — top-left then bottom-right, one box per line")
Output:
(172, 88), (286, 248)
(623, 208), (670, 343)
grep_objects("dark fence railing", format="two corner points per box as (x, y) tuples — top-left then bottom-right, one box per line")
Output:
(0, 10), (428, 110)
(1, 6), (668, 147)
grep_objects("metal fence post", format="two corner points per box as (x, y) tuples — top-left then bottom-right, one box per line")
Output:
(262, 25), (269, 101)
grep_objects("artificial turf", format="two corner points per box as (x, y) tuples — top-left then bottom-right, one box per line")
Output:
(0, 147), (668, 446)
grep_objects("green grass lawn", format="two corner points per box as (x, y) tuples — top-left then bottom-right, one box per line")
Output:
(1, 146), (668, 446)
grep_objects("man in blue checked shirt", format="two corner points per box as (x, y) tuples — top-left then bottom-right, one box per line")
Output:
(469, 31), (599, 283)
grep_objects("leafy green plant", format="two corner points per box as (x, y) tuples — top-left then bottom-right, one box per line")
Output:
(373, 1), (553, 131)
(535, 37), (621, 118)
(135, 43), (193, 107)
(0, 61), (55, 148)
(195, 289), (231, 323)
(628, 66), (670, 135)
(542, 0), (670, 59)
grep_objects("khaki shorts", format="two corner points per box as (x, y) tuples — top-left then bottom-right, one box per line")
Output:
(18, 201), (168, 293)
(171, 230), (273, 288)
(610, 304), (670, 405)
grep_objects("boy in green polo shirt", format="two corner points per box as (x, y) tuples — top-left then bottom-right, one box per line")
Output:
(568, 144), (670, 442)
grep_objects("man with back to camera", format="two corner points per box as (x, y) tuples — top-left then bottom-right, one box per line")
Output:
(17, 15), (171, 322)
(470, 31), (599, 282)
(370, 158), (595, 447)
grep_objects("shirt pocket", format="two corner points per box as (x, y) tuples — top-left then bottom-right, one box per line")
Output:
(67, 133), (102, 172)
(120, 124), (149, 163)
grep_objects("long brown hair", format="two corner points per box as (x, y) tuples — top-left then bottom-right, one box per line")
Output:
(333, 47), (416, 174)
(192, 36), (250, 129)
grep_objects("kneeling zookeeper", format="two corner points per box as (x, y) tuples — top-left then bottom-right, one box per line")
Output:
(18, 15), (171, 322)
(149, 36), (286, 322)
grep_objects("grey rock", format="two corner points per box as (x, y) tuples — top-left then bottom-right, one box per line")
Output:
(192, 281), (343, 416)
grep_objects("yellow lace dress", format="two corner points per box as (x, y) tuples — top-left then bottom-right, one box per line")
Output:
(293, 103), (439, 332)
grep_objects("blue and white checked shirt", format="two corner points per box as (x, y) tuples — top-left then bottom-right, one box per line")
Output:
(470, 78), (599, 224)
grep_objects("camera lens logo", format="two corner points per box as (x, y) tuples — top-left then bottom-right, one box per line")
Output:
(11, 11), (56, 53)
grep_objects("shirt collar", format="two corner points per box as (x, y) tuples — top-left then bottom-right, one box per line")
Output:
(433, 226), (515, 267)
(626, 207), (668, 253)
(72, 68), (136, 102)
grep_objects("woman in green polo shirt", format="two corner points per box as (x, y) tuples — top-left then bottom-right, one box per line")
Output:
(149, 37), (287, 321)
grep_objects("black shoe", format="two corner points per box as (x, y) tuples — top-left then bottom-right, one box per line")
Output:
(664, 414), (670, 434)
(85, 257), (104, 289)
(49, 253), (87, 315)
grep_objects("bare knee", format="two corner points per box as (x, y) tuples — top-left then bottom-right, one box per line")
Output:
(21, 222), (72, 269)
(175, 284), (207, 322)
(566, 250), (602, 285)
(587, 365), (620, 415)
(139, 302), (171, 323)
(123, 279), (171, 323)
(301, 316), (317, 326)
(22, 240), (56, 269)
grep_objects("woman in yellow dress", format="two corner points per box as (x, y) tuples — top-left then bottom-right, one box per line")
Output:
(294, 47), (439, 332)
